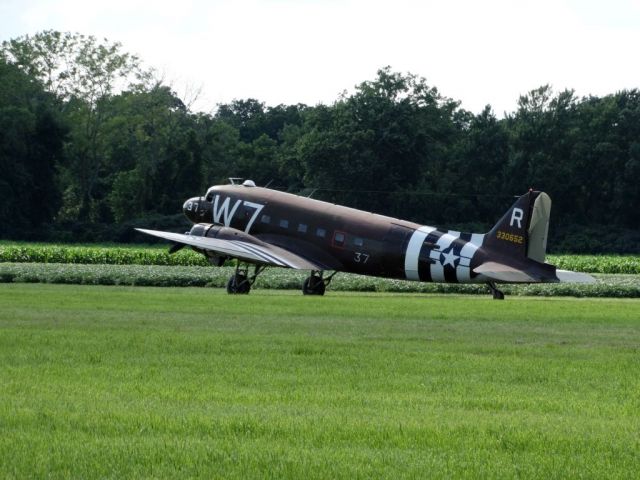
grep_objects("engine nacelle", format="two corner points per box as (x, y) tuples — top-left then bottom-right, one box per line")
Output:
(189, 223), (258, 242)
(188, 224), (260, 266)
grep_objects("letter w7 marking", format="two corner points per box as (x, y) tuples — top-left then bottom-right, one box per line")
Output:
(243, 201), (264, 233)
(213, 196), (241, 226)
(212, 195), (265, 233)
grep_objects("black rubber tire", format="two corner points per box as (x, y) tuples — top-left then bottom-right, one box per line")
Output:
(302, 276), (326, 296)
(227, 274), (250, 294)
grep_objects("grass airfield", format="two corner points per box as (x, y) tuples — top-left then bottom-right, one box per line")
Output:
(1, 284), (639, 478)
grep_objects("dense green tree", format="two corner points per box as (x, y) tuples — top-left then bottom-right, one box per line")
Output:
(215, 99), (307, 145)
(297, 67), (462, 220)
(448, 105), (510, 223)
(2, 31), (153, 222)
(1, 30), (151, 102)
(102, 86), (199, 222)
(196, 114), (244, 188)
(583, 90), (640, 228)
(215, 99), (267, 143)
(274, 122), (307, 190)
(0, 59), (66, 235)
(505, 86), (582, 224)
(1, 31), (638, 250)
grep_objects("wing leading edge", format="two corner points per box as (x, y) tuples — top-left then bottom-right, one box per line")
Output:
(135, 228), (323, 270)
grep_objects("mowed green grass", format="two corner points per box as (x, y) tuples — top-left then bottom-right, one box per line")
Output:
(1, 285), (639, 479)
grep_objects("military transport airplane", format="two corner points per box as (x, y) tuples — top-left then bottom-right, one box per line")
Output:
(136, 179), (594, 299)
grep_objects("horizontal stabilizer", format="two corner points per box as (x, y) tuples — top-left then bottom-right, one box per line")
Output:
(473, 262), (537, 283)
(555, 269), (596, 284)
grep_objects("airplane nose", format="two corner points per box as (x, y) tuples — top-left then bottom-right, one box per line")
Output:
(183, 196), (204, 222)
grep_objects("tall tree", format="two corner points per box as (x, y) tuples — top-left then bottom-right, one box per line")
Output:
(2, 31), (154, 221)
(505, 86), (582, 223)
(297, 67), (461, 220)
(103, 86), (199, 222)
(216, 99), (266, 143)
(1, 30), (151, 102)
(0, 59), (66, 235)
(448, 105), (510, 224)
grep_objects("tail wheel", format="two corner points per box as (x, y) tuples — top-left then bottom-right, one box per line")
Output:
(487, 281), (505, 300)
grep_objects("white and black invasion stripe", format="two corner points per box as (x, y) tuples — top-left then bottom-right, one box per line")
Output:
(418, 228), (446, 282)
(404, 226), (437, 281)
(457, 233), (484, 282)
(404, 227), (484, 283)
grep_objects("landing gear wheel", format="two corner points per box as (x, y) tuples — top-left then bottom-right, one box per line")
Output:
(303, 275), (326, 296)
(487, 281), (505, 300)
(227, 274), (251, 294)
(225, 263), (267, 295)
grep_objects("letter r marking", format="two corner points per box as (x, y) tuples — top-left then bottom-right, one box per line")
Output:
(510, 208), (524, 228)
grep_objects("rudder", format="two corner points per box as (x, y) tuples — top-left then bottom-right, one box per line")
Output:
(526, 192), (551, 262)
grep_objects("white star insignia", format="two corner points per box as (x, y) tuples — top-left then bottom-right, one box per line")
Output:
(441, 248), (459, 267)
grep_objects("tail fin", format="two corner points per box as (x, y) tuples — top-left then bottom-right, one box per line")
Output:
(477, 190), (595, 284)
(484, 190), (551, 262)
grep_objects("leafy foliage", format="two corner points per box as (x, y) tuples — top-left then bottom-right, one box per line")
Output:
(2, 243), (638, 273)
(1, 31), (640, 252)
(548, 254), (640, 274)
(0, 60), (66, 235)
(0, 243), (208, 266)
(1, 30), (150, 102)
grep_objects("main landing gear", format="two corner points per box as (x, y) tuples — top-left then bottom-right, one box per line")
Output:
(226, 264), (336, 296)
(302, 270), (336, 296)
(226, 263), (266, 294)
(487, 281), (505, 300)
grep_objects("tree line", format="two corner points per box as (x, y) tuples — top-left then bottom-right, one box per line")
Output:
(1, 31), (638, 252)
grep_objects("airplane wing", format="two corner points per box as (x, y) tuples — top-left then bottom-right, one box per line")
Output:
(136, 228), (324, 270)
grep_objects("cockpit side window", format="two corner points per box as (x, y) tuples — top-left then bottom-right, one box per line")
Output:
(204, 187), (216, 202)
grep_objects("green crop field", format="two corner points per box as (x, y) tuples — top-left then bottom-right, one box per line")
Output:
(2, 242), (640, 273)
(1, 284), (639, 478)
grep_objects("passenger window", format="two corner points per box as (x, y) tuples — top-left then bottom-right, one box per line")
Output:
(354, 237), (364, 247)
(333, 231), (346, 247)
(279, 219), (289, 228)
(316, 228), (326, 238)
(298, 223), (307, 233)
(261, 214), (271, 224)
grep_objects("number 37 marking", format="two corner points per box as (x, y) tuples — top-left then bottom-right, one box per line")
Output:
(354, 252), (370, 263)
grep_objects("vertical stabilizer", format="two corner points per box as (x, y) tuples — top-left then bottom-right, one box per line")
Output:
(484, 191), (540, 259)
(483, 190), (551, 263)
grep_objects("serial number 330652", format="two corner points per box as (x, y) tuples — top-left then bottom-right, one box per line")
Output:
(496, 230), (524, 244)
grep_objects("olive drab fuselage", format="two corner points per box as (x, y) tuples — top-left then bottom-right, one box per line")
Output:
(182, 184), (490, 283)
